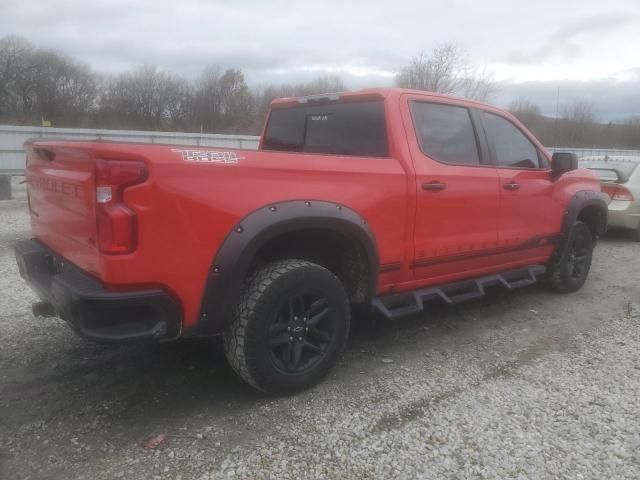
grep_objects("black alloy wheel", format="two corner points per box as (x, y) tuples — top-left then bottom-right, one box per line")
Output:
(547, 221), (594, 293)
(224, 259), (350, 394)
(566, 226), (591, 281)
(268, 294), (333, 374)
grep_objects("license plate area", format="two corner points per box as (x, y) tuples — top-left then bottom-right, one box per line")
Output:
(44, 253), (65, 275)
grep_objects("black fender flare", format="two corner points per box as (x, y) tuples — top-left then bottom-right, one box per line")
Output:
(552, 190), (608, 263)
(188, 200), (380, 336)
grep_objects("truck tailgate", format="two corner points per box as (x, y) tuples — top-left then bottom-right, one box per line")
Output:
(25, 142), (99, 272)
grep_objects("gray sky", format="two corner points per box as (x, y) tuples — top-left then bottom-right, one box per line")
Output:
(2, 0), (640, 120)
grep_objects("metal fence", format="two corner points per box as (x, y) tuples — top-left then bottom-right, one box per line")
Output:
(0, 125), (260, 173)
(547, 147), (640, 160)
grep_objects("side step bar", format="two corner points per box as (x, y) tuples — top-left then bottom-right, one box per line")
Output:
(372, 265), (546, 319)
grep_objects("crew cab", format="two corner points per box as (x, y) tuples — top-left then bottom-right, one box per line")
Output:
(14, 88), (608, 394)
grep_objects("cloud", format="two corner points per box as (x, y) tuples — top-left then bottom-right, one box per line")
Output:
(507, 12), (640, 64)
(1, 0), (640, 120)
(0, 0), (409, 78)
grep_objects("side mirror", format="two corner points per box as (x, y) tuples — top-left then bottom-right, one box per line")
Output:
(551, 152), (578, 178)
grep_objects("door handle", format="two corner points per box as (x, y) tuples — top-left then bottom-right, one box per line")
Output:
(503, 182), (520, 191)
(422, 181), (446, 192)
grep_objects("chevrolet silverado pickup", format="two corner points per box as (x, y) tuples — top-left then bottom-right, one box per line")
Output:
(14, 88), (608, 394)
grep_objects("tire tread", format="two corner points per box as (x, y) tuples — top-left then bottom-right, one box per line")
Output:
(547, 221), (593, 293)
(223, 259), (347, 393)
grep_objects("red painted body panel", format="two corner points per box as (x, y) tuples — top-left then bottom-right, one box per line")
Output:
(23, 88), (602, 329)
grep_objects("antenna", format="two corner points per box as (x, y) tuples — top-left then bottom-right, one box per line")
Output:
(552, 86), (560, 150)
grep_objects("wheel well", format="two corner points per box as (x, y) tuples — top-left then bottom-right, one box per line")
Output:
(577, 205), (605, 239)
(248, 228), (371, 303)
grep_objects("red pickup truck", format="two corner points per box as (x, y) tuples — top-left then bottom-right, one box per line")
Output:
(15, 88), (607, 394)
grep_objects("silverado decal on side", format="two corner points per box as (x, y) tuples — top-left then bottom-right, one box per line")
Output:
(171, 149), (244, 164)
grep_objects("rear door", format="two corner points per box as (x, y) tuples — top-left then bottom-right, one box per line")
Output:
(478, 110), (563, 256)
(401, 95), (501, 283)
(260, 97), (409, 284)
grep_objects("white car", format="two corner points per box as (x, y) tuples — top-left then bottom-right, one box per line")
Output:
(582, 156), (640, 238)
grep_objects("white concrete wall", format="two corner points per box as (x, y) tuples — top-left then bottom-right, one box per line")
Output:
(547, 147), (640, 160)
(0, 125), (260, 173)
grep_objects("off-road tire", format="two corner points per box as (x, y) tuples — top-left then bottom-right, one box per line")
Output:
(547, 221), (594, 293)
(223, 259), (350, 394)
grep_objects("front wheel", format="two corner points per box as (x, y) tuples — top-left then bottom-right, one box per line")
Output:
(547, 221), (594, 293)
(223, 260), (350, 394)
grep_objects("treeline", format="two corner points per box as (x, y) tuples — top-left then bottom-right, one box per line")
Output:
(2, 34), (639, 148)
(0, 37), (497, 135)
(509, 98), (640, 149)
(0, 35), (344, 134)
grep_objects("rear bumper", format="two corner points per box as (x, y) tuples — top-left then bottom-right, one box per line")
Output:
(607, 200), (640, 230)
(14, 239), (182, 343)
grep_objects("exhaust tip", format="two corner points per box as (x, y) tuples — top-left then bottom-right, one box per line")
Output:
(32, 301), (56, 318)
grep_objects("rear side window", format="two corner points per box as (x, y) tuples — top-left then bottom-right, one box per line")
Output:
(482, 112), (540, 169)
(410, 102), (480, 165)
(262, 101), (389, 157)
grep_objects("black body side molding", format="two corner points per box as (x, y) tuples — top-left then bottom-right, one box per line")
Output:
(189, 200), (379, 336)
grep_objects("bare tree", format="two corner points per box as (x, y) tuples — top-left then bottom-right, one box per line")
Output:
(300, 75), (345, 95)
(622, 116), (640, 149)
(0, 37), (98, 126)
(509, 97), (541, 116)
(458, 67), (497, 102)
(559, 99), (596, 146)
(192, 66), (222, 132)
(160, 73), (193, 129)
(257, 75), (345, 101)
(31, 50), (97, 126)
(508, 97), (543, 126)
(217, 68), (252, 131)
(396, 46), (458, 93)
(99, 66), (195, 130)
(561, 99), (595, 124)
(507, 97), (552, 142)
(191, 67), (252, 133)
(0, 35), (37, 122)
(396, 44), (497, 101)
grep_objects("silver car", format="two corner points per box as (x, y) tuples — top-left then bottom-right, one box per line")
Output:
(582, 156), (640, 238)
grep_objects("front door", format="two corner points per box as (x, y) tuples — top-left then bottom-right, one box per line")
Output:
(401, 96), (501, 285)
(479, 110), (563, 259)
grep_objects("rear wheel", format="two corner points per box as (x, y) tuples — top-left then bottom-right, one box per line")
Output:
(547, 221), (594, 293)
(223, 259), (350, 394)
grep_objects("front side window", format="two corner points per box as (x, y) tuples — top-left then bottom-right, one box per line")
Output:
(410, 102), (480, 165)
(262, 101), (389, 157)
(482, 112), (540, 169)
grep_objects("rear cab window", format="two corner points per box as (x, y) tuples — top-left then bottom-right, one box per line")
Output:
(262, 101), (389, 157)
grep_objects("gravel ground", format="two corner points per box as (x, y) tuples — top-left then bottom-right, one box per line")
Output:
(1, 177), (640, 479)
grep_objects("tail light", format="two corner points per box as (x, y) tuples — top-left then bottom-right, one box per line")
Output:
(95, 159), (148, 254)
(612, 186), (634, 202)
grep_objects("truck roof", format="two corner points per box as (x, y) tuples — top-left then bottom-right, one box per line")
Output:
(270, 87), (496, 110)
